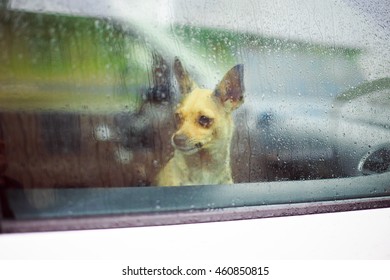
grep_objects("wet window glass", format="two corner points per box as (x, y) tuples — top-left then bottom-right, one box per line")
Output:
(1, 0), (389, 231)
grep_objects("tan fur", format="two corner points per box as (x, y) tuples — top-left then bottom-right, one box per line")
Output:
(156, 58), (244, 186)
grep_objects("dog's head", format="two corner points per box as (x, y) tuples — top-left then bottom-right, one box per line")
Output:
(171, 58), (244, 155)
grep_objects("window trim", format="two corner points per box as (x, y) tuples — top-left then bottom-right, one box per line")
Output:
(2, 172), (390, 233)
(2, 196), (390, 233)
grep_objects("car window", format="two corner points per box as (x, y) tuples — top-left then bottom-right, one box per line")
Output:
(1, 0), (389, 232)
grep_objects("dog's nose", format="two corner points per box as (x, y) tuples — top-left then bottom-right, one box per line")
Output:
(172, 134), (188, 148)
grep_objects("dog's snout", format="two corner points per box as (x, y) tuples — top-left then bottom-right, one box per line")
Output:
(172, 134), (188, 148)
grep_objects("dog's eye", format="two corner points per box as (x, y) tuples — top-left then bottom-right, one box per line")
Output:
(175, 112), (183, 126)
(198, 115), (213, 128)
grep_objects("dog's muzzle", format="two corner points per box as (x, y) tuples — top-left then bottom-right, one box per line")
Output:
(172, 134), (202, 153)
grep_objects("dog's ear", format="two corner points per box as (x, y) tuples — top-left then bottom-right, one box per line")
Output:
(214, 64), (244, 111)
(174, 58), (197, 95)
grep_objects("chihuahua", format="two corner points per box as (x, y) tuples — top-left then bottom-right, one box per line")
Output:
(156, 58), (244, 186)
